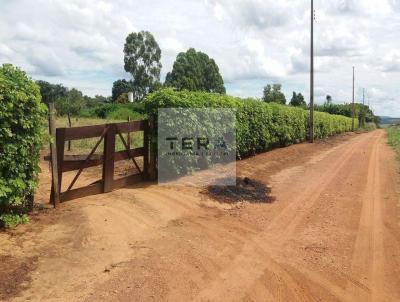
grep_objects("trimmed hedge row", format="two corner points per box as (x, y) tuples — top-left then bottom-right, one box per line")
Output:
(0, 64), (47, 227)
(144, 88), (357, 158)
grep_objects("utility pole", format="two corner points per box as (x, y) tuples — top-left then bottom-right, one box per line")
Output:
(309, 0), (315, 143)
(352, 66), (355, 131)
(362, 88), (365, 105)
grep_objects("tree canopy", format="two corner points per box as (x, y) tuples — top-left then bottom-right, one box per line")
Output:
(165, 48), (226, 94)
(124, 31), (162, 101)
(112, 79), (133, 102)
(55, 88), (85, 116)
(36, 80), (67, 104)
(289, 92), (306, 107)
(262, 84), (286, 104)
(36, 80), (111, 115)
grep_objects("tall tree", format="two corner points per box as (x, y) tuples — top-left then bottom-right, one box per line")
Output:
(124, 31), (162, 101)
(262, 84), (286, 104)
(289, 92), (306, 107)
(112, 79), (133, 102)
(55, 88), (85, 116)
(165, 48), (226, 94)
(36, 80), (67, 104)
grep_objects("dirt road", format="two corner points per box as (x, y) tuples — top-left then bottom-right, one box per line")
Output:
(1, 130), (400, 301)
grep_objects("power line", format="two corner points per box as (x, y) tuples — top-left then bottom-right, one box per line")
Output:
(363, 88), (365, 105)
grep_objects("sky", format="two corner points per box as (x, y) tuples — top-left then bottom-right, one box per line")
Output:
(1, 0), (399, 116)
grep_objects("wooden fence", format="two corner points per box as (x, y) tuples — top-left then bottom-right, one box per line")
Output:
(49, 119), (155, 204)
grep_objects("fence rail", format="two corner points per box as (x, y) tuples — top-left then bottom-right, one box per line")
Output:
(49, 119), (154, 204)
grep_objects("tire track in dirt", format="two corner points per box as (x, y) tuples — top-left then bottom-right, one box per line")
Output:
(345, 131), (387, 301)
(264, 133), (369, 243)
(191, 134), (375, 302)
(5, 131), (400, 302)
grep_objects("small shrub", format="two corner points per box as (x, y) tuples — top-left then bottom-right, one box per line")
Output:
(0, 64), (46, 227)
(0, 213), (29, 229)
(79, 103), (146, 120)
(116, 92), (129, 104)
(364, 122), (377, 131)
(106, 107), (143, 120)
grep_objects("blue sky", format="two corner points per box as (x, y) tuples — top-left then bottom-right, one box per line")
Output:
(1, 0), (399, 116)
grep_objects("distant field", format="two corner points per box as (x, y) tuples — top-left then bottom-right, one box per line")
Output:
(54, 116), (144, 154)
(387, 127), (400, 159)
(380, 116), (400, 126)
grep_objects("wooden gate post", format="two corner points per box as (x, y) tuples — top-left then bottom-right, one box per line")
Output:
(127, 116), (131, 150)
(148, 116), (157, 181)
(102, 124), (116, 193)
(67, 112), (72, 151)
(49, 103), (60, 206)
(143, 119), (150, 179)
(55, 128), (66, 202)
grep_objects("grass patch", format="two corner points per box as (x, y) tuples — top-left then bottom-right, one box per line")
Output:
(387, 127), (400, 159)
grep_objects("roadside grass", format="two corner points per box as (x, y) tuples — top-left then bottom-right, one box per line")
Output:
(53, 117), (144, 154)
(387, 126), (400, 160)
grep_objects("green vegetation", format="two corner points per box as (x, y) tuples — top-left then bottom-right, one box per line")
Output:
(0, 213), (29, 229)
(124, 31), (162, 101)
(262, 84), (286, 104)
(112, 79), (133, 102)
(0, 64), (47, 228)
(165, 48), (226, 94)
(387, 127), (400, 159)
(79, 102), (146, 120)
(144, 88), (357, 158)
(289, 92), (306, 108)
(314, 103), (379, 128)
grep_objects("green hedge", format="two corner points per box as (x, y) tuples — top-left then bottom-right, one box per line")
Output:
(144, 88), (357, 158)
(0, 64), (47, 227)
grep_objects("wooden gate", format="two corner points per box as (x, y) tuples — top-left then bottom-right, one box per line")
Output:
(50, 120), (154, 203)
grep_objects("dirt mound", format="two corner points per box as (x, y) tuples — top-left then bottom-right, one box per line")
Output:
(204, 177), (274, 204)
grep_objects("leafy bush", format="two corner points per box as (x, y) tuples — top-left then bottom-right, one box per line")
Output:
(0, 64), (47, 227)
(107, 107), (144, 120)
(364, 122), (377, 131)
(79, 102), (146, 120)
(116, 92), (129, 104)
(0, 213), (29, 228)
(144, 88), (357, 158)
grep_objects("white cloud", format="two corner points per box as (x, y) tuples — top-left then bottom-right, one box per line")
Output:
(0, 0), (399, 116)
(161, 37), (185, 53)
(380, 51), (400, 72)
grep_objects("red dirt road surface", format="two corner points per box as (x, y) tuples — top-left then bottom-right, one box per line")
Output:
(1, 130), (400, 301)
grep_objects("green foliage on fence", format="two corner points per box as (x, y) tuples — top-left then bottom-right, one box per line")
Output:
(0, 64), (47, 227)
(144, 88), (357, 158)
